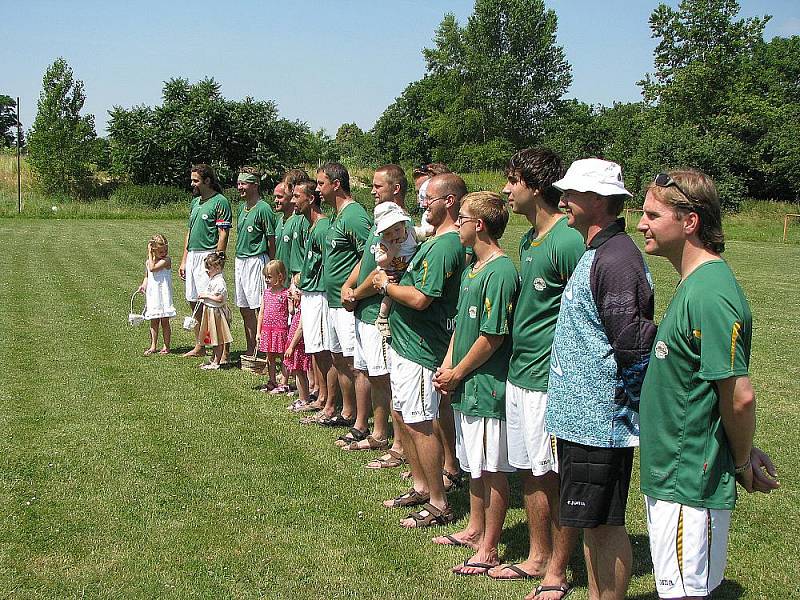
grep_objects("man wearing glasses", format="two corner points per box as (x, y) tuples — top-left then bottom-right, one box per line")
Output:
(544, 158), (656, 600)
(637, 170), (779, 599)
(373, 173), (467, 527)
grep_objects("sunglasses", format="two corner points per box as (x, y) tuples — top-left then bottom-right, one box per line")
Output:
(653, 172), (693, 201)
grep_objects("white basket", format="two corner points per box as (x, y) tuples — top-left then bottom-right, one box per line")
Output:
(182, 303), (202, 331)
(128, 291), (147, 326)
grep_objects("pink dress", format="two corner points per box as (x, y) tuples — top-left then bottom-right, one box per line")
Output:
(258, 287), (289, 353)
(283, 306), (311, 373)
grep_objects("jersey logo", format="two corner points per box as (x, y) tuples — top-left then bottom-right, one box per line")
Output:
(654, 340), (669, 360)
(330, 239), (337, 248)
(533, 277), (546, 291)
(484, 298), (492, 317)
(247, 226), (253, 233)
(468, 306), (478, 319)
(564, 280), (574, 301)
(307, 250), (312, 259)
(293, 232), (298, 239)
(551, 350), (564, 376)
(201, 213), (208, 220)
(283, 235), (290, 242)
(525, 257), (532, 262)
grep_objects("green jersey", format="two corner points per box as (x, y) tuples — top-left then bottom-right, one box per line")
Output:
(450, 255), (519, 419)
(389, 231), (466, 371)
(323, 201), (372, 308)
(275, 213), (308, 273)
(298, 217), (331, 293)
(508, 218), (585, 391)
(235, 200), (275, 257)
(353, 224), (384, 323)
(640, 260), (752, 510)
(187, 193), (232, 251)
(289, 215), (310, 275)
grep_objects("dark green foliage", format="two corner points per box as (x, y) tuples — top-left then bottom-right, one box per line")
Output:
(110, 184), (191, 209)
(27, 58), (98, 199)
(107, 78), (310, 189)
(0, 95), (17, 147)
(335, 123), (380, 167)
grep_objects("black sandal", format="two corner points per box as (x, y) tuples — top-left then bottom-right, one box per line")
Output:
(334, 427), (370, 447)
(318, 414), (356, 428)
(443, 468), (464, 493)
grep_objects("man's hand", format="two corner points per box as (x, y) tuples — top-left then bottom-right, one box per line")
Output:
(433, 367), (461, 395)
(341, 285), (356, 312)
(179, 261), (187, 281)
(739, 446), (780, 494)
(372, 270), (390, 292)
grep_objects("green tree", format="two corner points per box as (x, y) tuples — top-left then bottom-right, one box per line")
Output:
(0, 95), (18, 147)
(27, 58), (97, 197)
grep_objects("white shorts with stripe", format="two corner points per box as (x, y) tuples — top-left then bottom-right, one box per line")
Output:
(328, 306), (356, 357)
(234, 254), (267, 309)
(353, 318), (390, 376)
(645, 496), (731, 598)
(300, 291), (329, 354)
(388, 346), (438, 424)
(455, 410), (516, 478)
(184, 250), (214, 302)
(505, 382), (558, 475)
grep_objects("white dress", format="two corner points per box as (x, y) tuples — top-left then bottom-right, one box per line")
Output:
(144, 263), (177, 319)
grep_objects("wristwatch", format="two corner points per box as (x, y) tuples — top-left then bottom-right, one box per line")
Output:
(379, 280), (390, 295)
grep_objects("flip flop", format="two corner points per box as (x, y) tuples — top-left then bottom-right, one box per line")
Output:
(432, 533), (472, 548)
(487, 563), (541, 581)
(531, 584), (574, 600)
(452, 560), (499, 576)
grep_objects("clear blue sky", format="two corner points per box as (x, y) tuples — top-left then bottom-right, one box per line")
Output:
(4, 0), (798, 137)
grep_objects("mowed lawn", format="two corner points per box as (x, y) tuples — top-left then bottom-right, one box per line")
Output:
(0, 217), (798, 599)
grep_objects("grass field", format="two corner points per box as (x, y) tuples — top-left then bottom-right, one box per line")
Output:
(1, 215), (798, 599)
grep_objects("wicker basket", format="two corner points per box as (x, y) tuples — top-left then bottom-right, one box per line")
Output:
(241, 349), (268, 374)
(128, 291), (147, 326)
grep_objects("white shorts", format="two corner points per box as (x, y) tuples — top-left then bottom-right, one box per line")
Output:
(234, 255), (267, 309)
(184, 250), (213, 302)
(300, 292), (329, 354)
(389, 346), (438, 424)
(645, 496), (731, 598)
(506, 383), (558, 475)
(328, 307), (355, 357)
(353, 318), (390, 376)
(455, 410), (516, 477)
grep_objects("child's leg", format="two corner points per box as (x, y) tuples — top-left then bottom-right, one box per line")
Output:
(267, 353), (278, 385)
(294, 369), (310, 402)
(145, 319), (159, 354)
(212, 344), (224, 365)
(160, 317), (171, 352)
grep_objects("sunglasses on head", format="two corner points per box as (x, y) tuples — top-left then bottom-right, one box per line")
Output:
(653, 172), (692, 201)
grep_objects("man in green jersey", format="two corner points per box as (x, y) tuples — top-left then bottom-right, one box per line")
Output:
(234, 166), (276, 357)
(281, 169), (311, 279)
(373, 173), (467, 528)
(637, 170), (779, 599)
(179, 164), (232, 358)
(433, 191), (519, 573)
(318, 162), (372, 428)
(292, 180), (333, 415)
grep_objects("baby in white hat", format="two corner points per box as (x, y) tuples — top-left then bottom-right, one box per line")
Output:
(373, 201), (418, 339)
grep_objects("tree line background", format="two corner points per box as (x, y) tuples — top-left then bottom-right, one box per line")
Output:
(2, 0), (799, 211)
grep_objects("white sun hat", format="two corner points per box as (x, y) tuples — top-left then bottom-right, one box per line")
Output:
(553, 158), (632, 197)
(374, 201), (412, 234)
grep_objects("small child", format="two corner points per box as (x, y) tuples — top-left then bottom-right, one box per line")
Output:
(283, 290), (312, 409)
(138, 234), (177, 356)
(197, 252), (233, 370)
(256, 260), (290, 391)
(373, 202), (418, 339)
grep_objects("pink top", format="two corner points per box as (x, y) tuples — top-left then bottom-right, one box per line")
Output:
(261, 287), (289, 330)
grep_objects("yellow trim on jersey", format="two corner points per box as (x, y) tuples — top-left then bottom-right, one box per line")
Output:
(676, 506), (684, 585)
(693, 329), (702, 339)
(421, 259), (429, 287)
(730, 321), (742, 370)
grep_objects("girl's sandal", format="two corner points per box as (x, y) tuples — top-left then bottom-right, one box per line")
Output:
(258, 381), (278, 393)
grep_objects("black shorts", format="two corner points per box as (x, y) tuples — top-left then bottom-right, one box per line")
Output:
(556, 438), (634, 528)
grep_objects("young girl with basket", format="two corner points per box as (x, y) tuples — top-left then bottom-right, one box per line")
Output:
(138, 234), (177, 355)
(256, 260), (290, 391)
(284, 286), (312, 408)
(197, 252), (233, 370)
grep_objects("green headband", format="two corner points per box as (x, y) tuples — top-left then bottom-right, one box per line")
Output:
(237, 173), (259, 185)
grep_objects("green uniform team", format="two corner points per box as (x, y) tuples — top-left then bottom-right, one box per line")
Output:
(323, 202), (372, 309)
(298, 217), (331, 293)
(235, 200), (275, 257)
(276, 213), (309, 273)
(187, 193), (232, 251)
(353, 225), (384, 324)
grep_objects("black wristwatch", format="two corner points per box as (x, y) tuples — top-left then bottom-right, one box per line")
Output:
(217, 251), (226, 259)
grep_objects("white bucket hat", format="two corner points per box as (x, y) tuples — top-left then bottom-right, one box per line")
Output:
(374, 201), (412, 234)
(554, 158), (632, 197)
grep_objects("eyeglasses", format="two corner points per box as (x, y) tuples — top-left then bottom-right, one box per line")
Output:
(653, 173), (693, 201)
(422, 194), (450, 206)
(456, 214), (480, 226)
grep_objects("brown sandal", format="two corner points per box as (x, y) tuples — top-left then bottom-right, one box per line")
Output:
(383, 488), (430, 508)
(365, 449), (406, 469)
(342, 435), (389, 452)
(402, 502), (455, 528)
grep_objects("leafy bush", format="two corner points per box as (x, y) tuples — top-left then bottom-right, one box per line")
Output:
(111, 184), (190, 209)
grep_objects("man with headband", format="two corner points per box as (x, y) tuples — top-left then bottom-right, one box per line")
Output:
(235, 166), (276, 358)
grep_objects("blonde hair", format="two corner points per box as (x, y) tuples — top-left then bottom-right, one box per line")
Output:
(264, 259), (287, 286)
(148, 234), (169, 256)
(460, 191), (509, 240)
(204, 252), (226, 271)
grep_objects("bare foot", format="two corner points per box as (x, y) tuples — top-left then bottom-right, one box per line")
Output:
(182, 348), (206, 358)
(432, 530), (481, 549)
(487, 562), (546, 580)
(159, 348), (170, 355)
(525, 578), (572, 600)
(451, 552), (500, 575)
(199, 362), (219, 370)
(143, 348), (156, 356)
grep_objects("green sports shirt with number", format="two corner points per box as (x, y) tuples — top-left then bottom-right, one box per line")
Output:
(298, 217), (331, 293)
(235, 200), (275, 257)
(389, 231), (466, 371)
(508, 218), (585, 391)
(640, 260), (752, 510)
(323, 202), (372, 308)
(450, 255), (519, 419)
(187, 193), (233, 251)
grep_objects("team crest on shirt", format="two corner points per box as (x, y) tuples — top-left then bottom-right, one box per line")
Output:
(369, 243), (377, 255)
(201, 213), (208, 220)
(468, 306), (478, 319)
(293, 232), (298, 239)
(247, 226), (253, 233)
(533, 277), (546, 291)
(307, 250), (312, 259)
(283, 235), (290, 242)
(654, 340), (669, 359)
(330, 239), (337, 248)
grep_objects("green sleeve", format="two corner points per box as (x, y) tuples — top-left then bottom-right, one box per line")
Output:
(261, 205), (275, 236)
(216, 197), (233, 229)
(348, 209), (372, 255)
(551, 233), (585, 281)
(695, 289), (750, 381)
(479, 267), (518, 336)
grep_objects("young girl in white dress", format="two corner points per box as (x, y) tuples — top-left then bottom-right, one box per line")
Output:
(138, 234), (177, 355)
(197, 252), (233, 370)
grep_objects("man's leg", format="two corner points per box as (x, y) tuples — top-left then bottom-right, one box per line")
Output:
(368, 374), (391, 442)
(240, 307), (258, 356)
(398, 419), (446, 525)
(434, 397), (460, 484)
(352, 367), (372, 433)
(332, 352), (356, 421)
(583, 524), (632, 600)
(313, 350), (336, 418)
(454, 472), (510, 574)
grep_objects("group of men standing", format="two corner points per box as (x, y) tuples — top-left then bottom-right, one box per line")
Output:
(175, 153), (778, 600)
